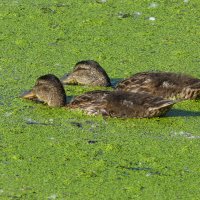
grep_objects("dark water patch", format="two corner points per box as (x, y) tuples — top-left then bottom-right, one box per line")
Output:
(166, 109), (200, 117)
(117, 12), (131, 19)
(111, 78), (123, 87)
(88, 140), (98, 144)
(67, 95), (74, 103)
(70, 121), (83, 128)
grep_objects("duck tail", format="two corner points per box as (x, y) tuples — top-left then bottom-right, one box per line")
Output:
(172, 98), (186, 104)
(154, 99), (177, 109)
(151, 97), (185, 117)
(191, 82), (200, 98)
(146, 99), (175, 118)
(181, 82), (200, 99)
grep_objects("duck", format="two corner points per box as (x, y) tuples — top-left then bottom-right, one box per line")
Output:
(115, 72), (200, 100)
(60, 60), (111, 87)
(21, 74), (179, 118)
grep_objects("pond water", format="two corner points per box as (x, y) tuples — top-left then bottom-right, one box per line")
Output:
(0, 0), (200, 199)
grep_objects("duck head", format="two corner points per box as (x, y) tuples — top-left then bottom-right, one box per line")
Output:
(21, 74), (67, 107)
(60, 60), (111, 87)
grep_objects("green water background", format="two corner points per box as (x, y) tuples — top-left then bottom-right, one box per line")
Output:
(0, 0), (200, 199)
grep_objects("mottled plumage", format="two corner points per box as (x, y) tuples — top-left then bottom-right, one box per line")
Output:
(116, 72), (200, 100)
(69, 90), (177, 118)
(60, 60), (111, 86)
(21, 74), (178, 118)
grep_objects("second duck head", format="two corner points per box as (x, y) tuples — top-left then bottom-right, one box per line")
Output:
(60, 60), (111, 87)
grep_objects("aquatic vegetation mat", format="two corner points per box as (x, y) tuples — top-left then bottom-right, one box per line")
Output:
(0, 0), (200, 199)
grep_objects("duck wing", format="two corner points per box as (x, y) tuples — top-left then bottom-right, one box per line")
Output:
(69, 90), (111, 115)
(69, 90), (177, 118)
(105, 91), (177, 118)
(116, 72), (200, 99)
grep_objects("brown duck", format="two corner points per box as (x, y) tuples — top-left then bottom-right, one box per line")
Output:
(116, 72), (200, 100)
(60, 60), (111, 87)
(21, 74), (179, 118)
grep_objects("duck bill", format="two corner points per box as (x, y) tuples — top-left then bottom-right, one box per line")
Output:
(60, 73), (70, 84)
(60, 73), (77, 85)
(20, 90), (37, 100)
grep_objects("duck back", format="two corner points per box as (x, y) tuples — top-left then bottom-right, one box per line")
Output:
(116, 72), (200, 99)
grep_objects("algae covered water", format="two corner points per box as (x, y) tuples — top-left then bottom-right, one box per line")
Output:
(0, 0), (200, 199)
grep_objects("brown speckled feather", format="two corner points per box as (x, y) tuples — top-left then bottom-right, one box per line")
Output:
(116, 72), (200, 100)
(61, 60), (111, 86)
(69, 90), (110, 116)
(69, 90), (177, 118)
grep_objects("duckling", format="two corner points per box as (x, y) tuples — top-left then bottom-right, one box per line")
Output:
(60, 60), (111, 86)
(116, 72), (200, 100)
(21, 74), (178, 118)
